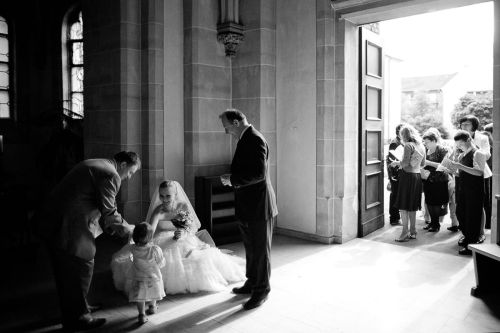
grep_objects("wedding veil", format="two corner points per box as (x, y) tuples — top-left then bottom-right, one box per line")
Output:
(145, 180), (201, 231)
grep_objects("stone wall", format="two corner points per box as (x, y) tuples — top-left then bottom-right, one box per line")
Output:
(234, 0), (277, 192)
(275, 0), (317, 235)
(183, 0), (231, 201)
(84, 0), (165, 223)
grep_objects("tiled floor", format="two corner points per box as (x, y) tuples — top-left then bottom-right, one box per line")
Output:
(5, 223), (500, 333)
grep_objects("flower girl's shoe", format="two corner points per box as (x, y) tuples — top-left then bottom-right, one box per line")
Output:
(146, 304), (158, 315)
(138, 314), (148, 324)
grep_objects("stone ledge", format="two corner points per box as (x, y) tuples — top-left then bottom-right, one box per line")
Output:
(274, 226), (342, 244)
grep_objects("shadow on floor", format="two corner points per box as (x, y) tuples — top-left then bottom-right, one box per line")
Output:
(365, 216), (491, 257)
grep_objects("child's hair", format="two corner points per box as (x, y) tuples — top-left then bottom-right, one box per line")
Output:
(132, 222), (153, 245)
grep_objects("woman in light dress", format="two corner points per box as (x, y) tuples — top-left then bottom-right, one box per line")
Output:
(111, 180), (245, 294)
(390, 124), (426, 242)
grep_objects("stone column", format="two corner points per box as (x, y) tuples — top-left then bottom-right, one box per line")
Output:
(233, 0), (277, 190)
(333, 18), (359, 243)
(140, 0), (164, 216)
(83, 0), (142, 223)
(315, 0), (336, 241)
(183, 0), (231, 201)
(492, 0), (500, 243)
(84, 0), (165, 223)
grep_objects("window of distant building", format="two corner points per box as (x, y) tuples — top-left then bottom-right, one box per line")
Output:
(0, 15), (11, 119)
(62, 9), (84, 118)
(467, 90), (489, 97)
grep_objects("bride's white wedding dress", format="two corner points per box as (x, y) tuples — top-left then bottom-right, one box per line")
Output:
(110, 181), (245, 295)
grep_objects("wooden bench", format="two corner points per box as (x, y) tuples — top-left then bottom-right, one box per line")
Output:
(468, 194), (500, 297)
(195, 176), (241, 245)
(469, 244), (500, 296)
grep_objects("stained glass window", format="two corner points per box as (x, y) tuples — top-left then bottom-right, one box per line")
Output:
(0, 16), (10, 119)
(66, 11), (84, 118)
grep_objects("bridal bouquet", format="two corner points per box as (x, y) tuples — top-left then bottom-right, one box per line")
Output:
(171, 210), (194, 240)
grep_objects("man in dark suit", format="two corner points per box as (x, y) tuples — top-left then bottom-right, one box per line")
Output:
(220, 109), (278, 310)
(34, 151), (140, 331)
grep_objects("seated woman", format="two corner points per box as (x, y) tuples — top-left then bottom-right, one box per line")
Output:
(111, 180), (245, 294)
(421, 130), (450, 232)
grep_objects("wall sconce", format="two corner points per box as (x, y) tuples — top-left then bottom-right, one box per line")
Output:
(217, 0), (244, 57)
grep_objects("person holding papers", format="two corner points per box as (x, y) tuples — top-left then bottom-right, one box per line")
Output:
(458, 115), (491, 241)
(386, 124), (404, 225)
(390, 124), (426, 242)
(449, 130), (486, 255)
(421, 130), (450, 232)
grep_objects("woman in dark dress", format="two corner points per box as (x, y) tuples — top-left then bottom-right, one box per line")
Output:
(450, 130), (486, 255)
(422, 130), (450, 232)
(390, 124), (426, 242)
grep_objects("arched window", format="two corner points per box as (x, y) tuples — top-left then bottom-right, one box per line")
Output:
(62, 9), (84, 118)
(0, 15), (10, 119)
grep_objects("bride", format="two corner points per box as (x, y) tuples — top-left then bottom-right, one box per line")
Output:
(111, 180), (245, 294)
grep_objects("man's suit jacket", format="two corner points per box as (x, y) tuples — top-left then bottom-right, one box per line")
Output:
(386, 137), (402, 181)
(230, 126), (278, 222)
(37, 159), (127, 261)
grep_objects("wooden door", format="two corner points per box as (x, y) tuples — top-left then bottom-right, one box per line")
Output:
(358, 26), (385, 237)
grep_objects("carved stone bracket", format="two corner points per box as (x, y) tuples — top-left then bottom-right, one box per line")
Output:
(217, 22), (244, 57)
(217, 0), (244, 57)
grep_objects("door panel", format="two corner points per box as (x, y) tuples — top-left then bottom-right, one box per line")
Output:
(359, 26), (384, 237)
(366, 130), (381, 164)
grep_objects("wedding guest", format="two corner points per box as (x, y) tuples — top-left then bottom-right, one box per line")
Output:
(484, 123), (493, 134)
(446, 174), (460, 232)
(127, 223), (166, 325)
(386, 124), (403, 225)
(390, 124), (426, 242)
(482, 123), (493, 229)
(421, 127), (442, 225)
(33, 151), (139, 331)
(220, 109), (278, 310)
(420, 128), (458, 231)
(450, 130), (486, 255)
(421, 130), (449, 232)
(458, 115), (491, 242)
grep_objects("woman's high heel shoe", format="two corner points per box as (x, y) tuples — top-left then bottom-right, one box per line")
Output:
(408, 233), (417, 239)
(395, 234), (410, 242)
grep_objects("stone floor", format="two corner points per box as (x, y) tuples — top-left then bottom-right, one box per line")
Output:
(3, 222), (500, 333)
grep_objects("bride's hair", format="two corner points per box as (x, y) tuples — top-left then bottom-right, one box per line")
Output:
(159, 180), (177, 192)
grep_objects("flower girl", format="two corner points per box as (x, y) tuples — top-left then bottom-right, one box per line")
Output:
(127, 223), (166, 324)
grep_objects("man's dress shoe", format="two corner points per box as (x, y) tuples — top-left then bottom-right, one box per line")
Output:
(458, 248), (472, 256)
(243, 292), (269, 310)
(88, 303), (102, 313)
(232, 286), (252, 294)
(476, 234), (486, 244)
(64, 317), (106, 332)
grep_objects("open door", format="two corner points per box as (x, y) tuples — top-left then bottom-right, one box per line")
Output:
(358, 26), (385, 237)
